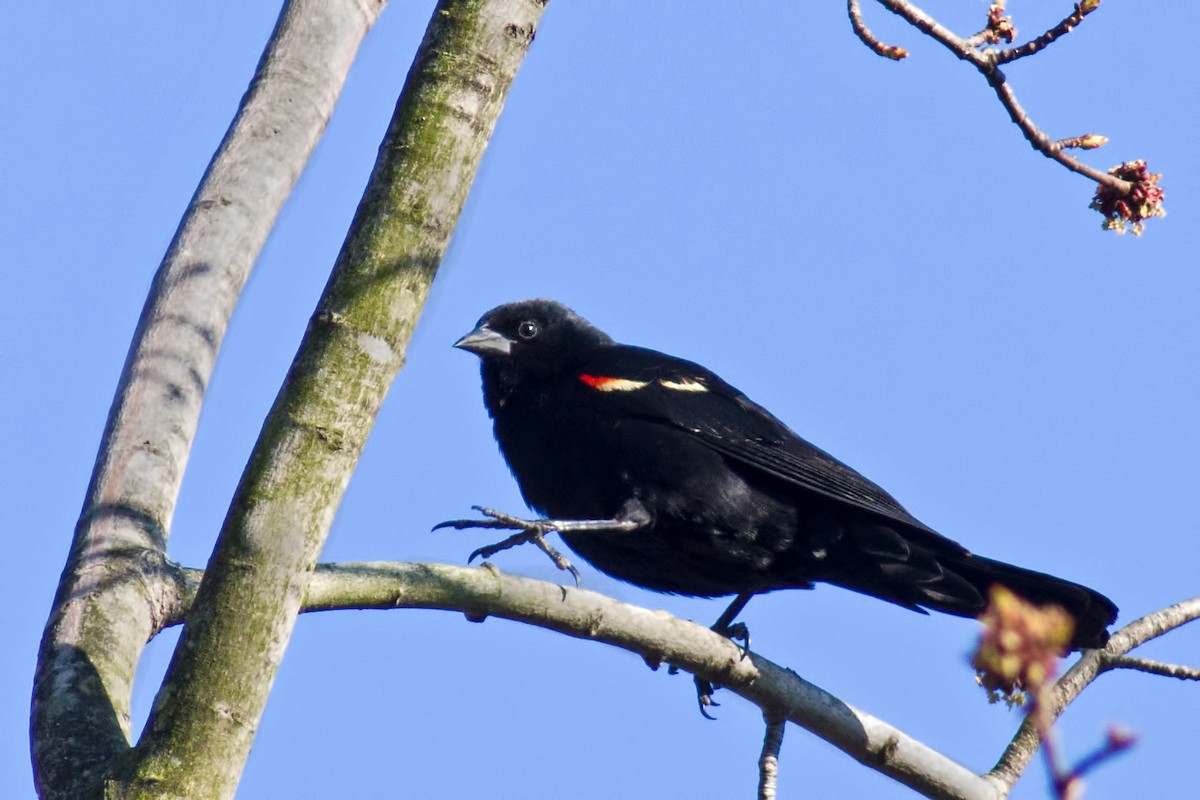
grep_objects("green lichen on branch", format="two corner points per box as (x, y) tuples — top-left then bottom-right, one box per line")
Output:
(114, 2), (546, 798)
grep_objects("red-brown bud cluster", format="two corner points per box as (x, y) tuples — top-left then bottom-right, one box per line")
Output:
(985, 4), (1017, 44)
(1089, 160), (1166, 235)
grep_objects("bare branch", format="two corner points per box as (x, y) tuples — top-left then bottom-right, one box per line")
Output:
(980, 71), (1121, 186)
(995, 1), (1100, 64)
(848, 0), (909, 60)
(989, 596), (1200, 789)
(283, 562), (1008, 800)
(870, 0), (1139, 203)
(154, 562), (1200, 798)
(1055, 726), (1136, 798)
(31, 2), (384, 796)
(120, 2), (547, 797)
(875, 0), (971, 56)
(1104, 655), (1200, 681)
(758, 714), (787, 800)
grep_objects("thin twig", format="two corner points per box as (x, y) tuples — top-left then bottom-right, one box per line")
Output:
(1066, 727), (1136, 785)
(989, 596), (1200, 790)
(848, 0), (908, 60)
(982, 71), (1121, 186)
(1038, 718), (1068, 800)
(1032, 689), (1137, 800)
(758, 713), (787, 800)
(869, 0), (1134, 196)
(995, 1), (1098, 64)
(875, 0), (971, 56)
(1103, 655), (1200, 681)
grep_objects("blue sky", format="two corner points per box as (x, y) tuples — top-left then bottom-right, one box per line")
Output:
(4, 3), (1197, 797)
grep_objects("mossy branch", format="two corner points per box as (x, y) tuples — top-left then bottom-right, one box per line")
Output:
(157, 560), (1199, 800)
(31, 2), (385, 797)
(116, 2), (546, 797)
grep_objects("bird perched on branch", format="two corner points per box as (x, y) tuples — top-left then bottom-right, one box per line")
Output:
(441, 299), (1117, 703)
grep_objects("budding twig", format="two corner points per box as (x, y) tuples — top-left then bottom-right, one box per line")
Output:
(964, 2), (1016, 48)
(995, 1), (1101, 64)
(848, 0), (1163, 232)
(847, 0), (908, 60)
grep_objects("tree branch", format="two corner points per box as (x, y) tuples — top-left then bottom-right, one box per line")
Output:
(994, 2), (1099, 65)
(848, 0), (909, 61)
(120, 2), (547, 797)
(161, 561), (1003, 800)
(758, 714), (787, 800)
(31, 2), (384, 796)
(1104, 655), (1200, 681)
(874, 0), (971, 57)
(866, 0), (1135, 196)
(988, 596), (1200, 790)
(980, 70), (1117, 186)
(159, 562), (1200, 799)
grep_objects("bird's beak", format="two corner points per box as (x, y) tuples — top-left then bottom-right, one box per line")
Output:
(453, 324), (512, 357)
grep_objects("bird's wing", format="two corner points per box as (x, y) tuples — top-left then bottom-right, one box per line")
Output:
(577, 345), (936, 533)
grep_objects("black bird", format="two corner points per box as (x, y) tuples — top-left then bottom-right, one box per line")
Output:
(444, 299), (1117, 661)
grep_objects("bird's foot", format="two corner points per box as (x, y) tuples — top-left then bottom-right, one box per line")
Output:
(690, 636), (752, 719)
(717, 621), (751, 658)
(434, 506), (582, 587)
(665, 631), (754, 719)
(689, 598), (755, 718)
(434, 505), (538, 534)
(664, 666), (723, 719)
(694, 676), (722, 719)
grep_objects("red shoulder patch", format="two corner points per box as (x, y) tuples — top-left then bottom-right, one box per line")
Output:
(578, 374), (650, 392)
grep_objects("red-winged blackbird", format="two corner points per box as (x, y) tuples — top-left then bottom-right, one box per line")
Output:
(444, 299), (1117, 653)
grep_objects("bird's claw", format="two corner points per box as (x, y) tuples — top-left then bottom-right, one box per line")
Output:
(657, 668), (722, 718)
(437, 506), (582, 588)
(536, 537), (583, 588)
(695, 677), (720, 720)
(724, 621), (751, 659)
(432, 505), (518, 532)
(467, 530), (538, 563)
(688, 618), (752, 716)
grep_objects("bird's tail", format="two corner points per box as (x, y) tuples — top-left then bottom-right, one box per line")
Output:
(942, 554), (1118, 649)
(829, 522), (1119, 649)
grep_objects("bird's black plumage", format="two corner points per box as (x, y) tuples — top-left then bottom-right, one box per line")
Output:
(451, 299), (1117, 649)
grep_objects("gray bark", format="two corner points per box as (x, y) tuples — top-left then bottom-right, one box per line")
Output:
(33, 1), (1191, 798)
(32, 2), (386, 797)
(117, 1), (546, 796)
(148, 561), (1196, 800)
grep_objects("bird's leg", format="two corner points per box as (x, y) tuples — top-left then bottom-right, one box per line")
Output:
(711, 591), (753, 650)
(434, 505), (645, 587)
(694, 592), (755, 718)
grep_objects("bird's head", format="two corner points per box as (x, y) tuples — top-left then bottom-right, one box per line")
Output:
(453, 299), (611, 382)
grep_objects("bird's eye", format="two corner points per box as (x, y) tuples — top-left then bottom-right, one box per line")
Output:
(517, 320), (540, 340)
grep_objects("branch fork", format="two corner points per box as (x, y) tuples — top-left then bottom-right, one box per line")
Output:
(848, 0), (1164, 233)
